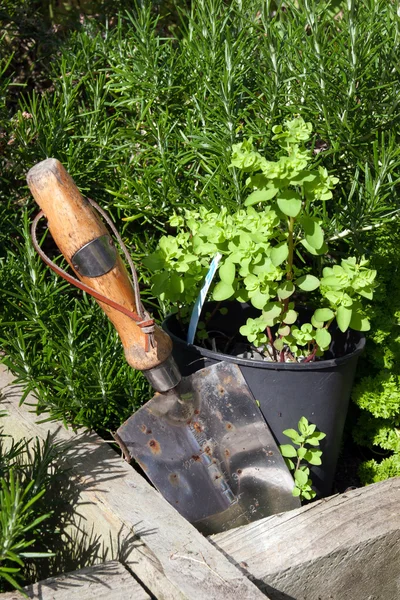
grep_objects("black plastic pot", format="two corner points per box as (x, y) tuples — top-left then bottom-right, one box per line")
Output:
(163, 302), (365, 497)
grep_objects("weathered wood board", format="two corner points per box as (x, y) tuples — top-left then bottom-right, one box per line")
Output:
(0, 365), (266, 600)
(212, 477), (400, 600)
(0, 561), (149, 600)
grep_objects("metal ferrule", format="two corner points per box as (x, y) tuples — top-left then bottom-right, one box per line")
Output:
(71, 234), (117, 278)
(143, 355), (182, 392)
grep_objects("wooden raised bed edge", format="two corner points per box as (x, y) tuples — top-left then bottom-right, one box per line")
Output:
(2, 364), (400, 600)
(212, 469), (400, 599)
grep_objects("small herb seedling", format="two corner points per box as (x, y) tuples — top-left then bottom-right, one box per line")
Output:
(280, 417), (326, 500)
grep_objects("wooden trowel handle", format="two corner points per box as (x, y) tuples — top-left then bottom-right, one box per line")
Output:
(27, 158), (175, 379)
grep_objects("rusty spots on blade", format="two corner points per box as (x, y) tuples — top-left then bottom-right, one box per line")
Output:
(204, 445), (212, 455)
(194, 409), (200, 415)
(141, 425), (153, 435)
(225, 422), (234, 431)
(148, 439), (161, 454)
(169, 473), (179, 485)
(192, 454), (200, 462)
(218, 385), (225, 395)
(193, 422), (203, 433)
(237, 469), (242, 475)
(224, 449), (230, 458)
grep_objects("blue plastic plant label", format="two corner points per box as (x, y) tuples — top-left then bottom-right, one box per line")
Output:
(187, 253), (222, 345)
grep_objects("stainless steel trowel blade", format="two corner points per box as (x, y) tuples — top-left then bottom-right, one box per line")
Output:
(116, 361), (300, 534)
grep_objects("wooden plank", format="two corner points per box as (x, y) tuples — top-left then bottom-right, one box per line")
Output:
(0, 366), (266, 600)
(0, 560), (149, 600)
(212, 478), (400, 600)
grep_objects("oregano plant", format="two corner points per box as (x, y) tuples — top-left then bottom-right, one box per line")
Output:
(280, 417), (326, 501)
(144, 116), (377, 362)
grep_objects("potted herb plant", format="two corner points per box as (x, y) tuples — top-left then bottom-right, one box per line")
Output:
(143, 117), (376, 497)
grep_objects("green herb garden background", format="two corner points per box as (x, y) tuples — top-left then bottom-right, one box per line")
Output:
(1, 0), (400, 544)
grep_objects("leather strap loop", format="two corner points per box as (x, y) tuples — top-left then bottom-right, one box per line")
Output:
(31, 208), (155, 352)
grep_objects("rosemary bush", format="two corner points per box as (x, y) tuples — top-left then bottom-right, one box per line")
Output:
(0, 1), (399, 447)
(0, 418), (108, 593)
(0, 424), (65, 592)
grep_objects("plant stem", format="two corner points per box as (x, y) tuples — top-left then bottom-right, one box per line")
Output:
(304, 344), (318, 363)
(266, 326), (278, 361)
(277, 216), (296, 363)
(287, 216), (295, 281)
(295, 446), (304, 471)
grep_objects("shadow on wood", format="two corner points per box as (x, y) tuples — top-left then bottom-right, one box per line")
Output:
(0, 560), (150, 600)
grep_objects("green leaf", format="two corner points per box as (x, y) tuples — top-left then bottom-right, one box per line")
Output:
(298, 416), (309, 435)
(300, 238), (328, 256)
(297, 446), (307, 459)
(169, 272), (185, 295)
(278, 325), (291, 336)
(151, 271), (169, 296)
(306, 423), (316, 435)
(277, 280), (295, 300)
(245, 185), (279, 206)
(336, 305), (352, 332)
(282, 428), (302, 444)
(314, 308), (334, 322)
(320, 275), (343, 288)
(306, 450), (323, 465)
(235, 288), (249, 302)
(295, 274), (320, 291)
(270, 243), (289, 267)
(19, 551), (56, 558)
(284, 309), (298, 325)
(273, 337), (284, 351)
(0, 572), (22, 590)
(280, 444), (297, 458)
(302, 489), (317, 500)
(285, 458), (295, 471)
(358, 288), (374, 300)
(294, 469), (308, 486)
(292, 486), (301, 497)
(213, 281), (235, 301)
(349, 311), (371, 332)
(277, 191), (302, 217)
(219, 260), (235, 285)
(315, 328), (332, 349)
(142, 253), (165, 271)
(311, 315), (324, 329)
(250, 290), (270, 310)
(301, 216), (324, 250)
(306, 431), (326, 445)
(262, 302), (282, 321)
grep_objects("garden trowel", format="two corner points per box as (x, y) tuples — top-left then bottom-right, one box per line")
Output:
(27, 158), (300, 534)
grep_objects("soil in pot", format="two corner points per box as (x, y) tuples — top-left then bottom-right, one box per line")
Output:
(163, 301), (365, 498)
